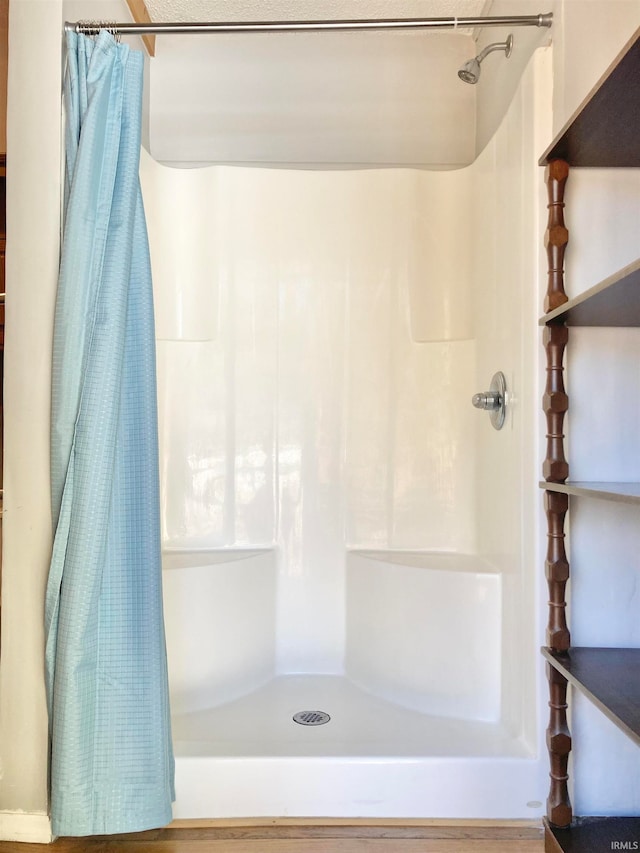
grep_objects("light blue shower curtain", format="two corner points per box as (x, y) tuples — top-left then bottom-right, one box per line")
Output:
(45, 30), (174, 836)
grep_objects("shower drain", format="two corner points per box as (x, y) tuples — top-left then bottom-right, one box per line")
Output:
(293, 710), (331, 726)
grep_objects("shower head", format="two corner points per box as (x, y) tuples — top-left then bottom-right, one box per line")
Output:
(458, 33), (513, 84)
(458, 57), (482, 85)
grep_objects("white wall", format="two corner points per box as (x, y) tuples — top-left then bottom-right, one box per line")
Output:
(0, 0), (62, 841)
(144, 3), (547, 168)
(551, 0), (640, 138)
(148, 29), (477, 167)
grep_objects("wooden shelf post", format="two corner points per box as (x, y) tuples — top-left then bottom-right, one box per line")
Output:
(543, 160), (572, 829)
(546, 663), (573, 827)
(544, 160), (569, 313)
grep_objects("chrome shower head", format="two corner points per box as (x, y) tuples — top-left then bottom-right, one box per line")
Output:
(458, 57), (481, 84)
(458, 34), (513, 84)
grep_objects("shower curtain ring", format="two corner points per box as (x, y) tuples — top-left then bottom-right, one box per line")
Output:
(78, 20), (104, 38)
(102, 21), (121, 42)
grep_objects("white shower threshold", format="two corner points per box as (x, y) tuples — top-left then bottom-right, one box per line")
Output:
(172, 675), (544, 820)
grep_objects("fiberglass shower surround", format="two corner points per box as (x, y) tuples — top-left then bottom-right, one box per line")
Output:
(138, 60), (545, 811)
(141, 153), (513, 818)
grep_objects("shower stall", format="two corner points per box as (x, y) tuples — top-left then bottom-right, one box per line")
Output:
(133, 15), (551, 818)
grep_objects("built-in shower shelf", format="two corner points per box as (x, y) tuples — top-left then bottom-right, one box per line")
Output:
(542, 647), (640, 747)
(539, 27), (640, 166)
(539, 481), (640, 504)
(544, 816), (640, 853)
(539, 257), (640, 327)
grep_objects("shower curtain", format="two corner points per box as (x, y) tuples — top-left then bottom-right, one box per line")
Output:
(44, 31), (174, 836)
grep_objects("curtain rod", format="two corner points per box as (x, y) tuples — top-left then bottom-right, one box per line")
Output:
(64, 14), (553, 36)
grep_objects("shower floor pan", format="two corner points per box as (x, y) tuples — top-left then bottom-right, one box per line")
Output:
(172, 675), (543, 820)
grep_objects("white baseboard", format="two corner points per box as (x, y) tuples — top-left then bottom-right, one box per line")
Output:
(0, 811), (53, 843)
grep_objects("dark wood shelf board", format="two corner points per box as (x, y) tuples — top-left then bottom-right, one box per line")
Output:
(540, 258), (640, 326)
(542, 648), (640, 747)
(540, 481), (640, 504)
(540, 27), (640, 166)
(544, 816), (640, 852)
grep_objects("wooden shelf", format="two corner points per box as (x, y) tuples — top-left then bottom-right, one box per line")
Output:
(540, 481), (640, 505)
(540, 258), (640, 326)
(545, 816), (640, 852)
(540, 27), (640, 166)
(542, 648), (640, 748)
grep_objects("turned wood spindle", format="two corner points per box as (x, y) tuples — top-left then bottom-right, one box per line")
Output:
(546, 663), (572, 827)
(543, 324), (569, 484)
(545, 490), (570, 652)
(542, 160), (572, 830)
(544, 160), (570, 313)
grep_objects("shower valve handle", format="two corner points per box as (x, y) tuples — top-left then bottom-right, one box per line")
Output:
(472, 391), (502, 411)
(472, 372), (507, 430)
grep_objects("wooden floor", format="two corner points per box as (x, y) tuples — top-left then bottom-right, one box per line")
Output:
(0, 820), (545, 852)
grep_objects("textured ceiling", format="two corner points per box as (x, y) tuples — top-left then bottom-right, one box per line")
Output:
(144, 0), (493, 24)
